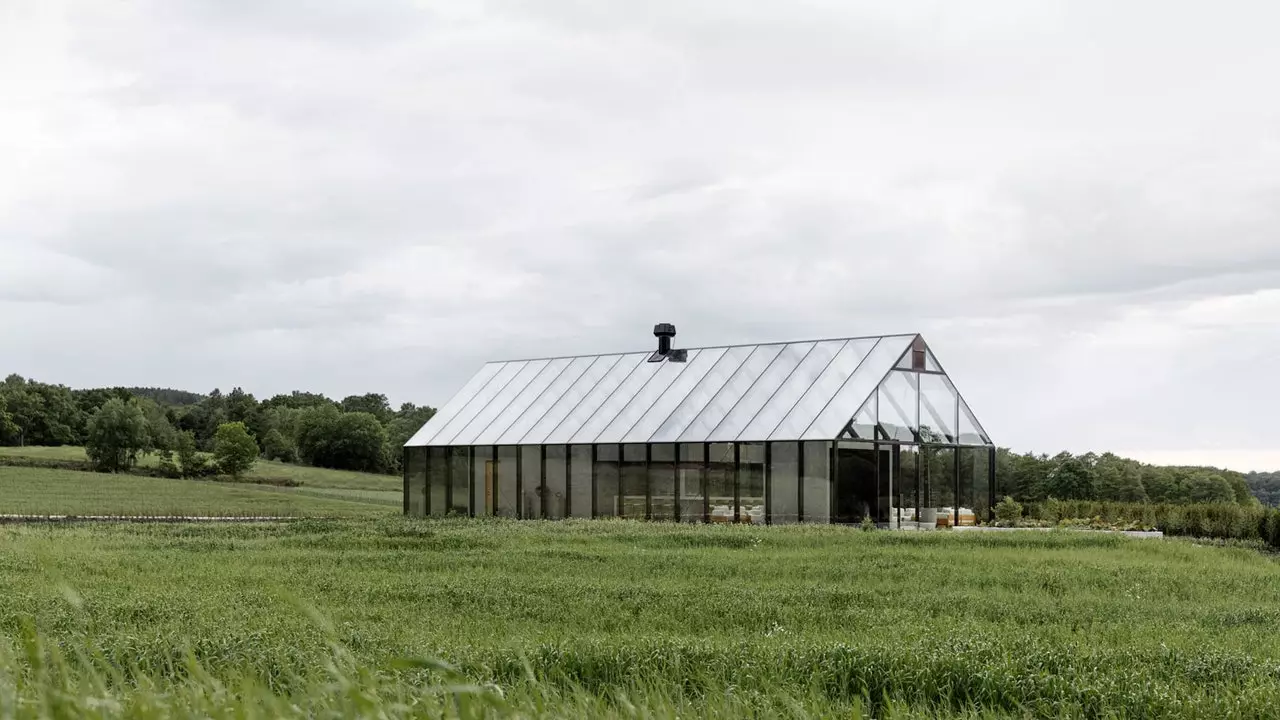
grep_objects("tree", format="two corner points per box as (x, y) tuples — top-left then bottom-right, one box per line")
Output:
(260, 427), (296, 463)
(0, 395), (17, 440)
(213, 422), (259, 479)
(1044, 454), (1096, 500)
(341, 393), (393, 423)
(1187, 473), (1235, 504)
(175, 430), (207, 477)
(137, 397), (178, 454)
(84, 398), (148, 473)
(295, 405), (388, 472)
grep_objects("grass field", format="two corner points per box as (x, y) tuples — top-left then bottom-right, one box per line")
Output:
(0, 445), (400, 492)
(0, 467), (394, 517)
(2, 519), (1279, 717)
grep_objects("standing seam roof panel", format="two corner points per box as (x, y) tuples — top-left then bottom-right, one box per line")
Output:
(432, 361), (530, 446)
(678, 344), (785, 444)
(597, 349), (704, 444)
(728, 340), (848, 442)
(449, 359), (550, 446)
(766, 337), (879, 441)
(520, 354), (625, 445)
(707, 342), (818, 443)
(468, 359), (557, 446)
(544, 353), (647, 444)
(405, 362), (505, 446)
(648, 345), (755, 444)
(570, 356), (667, 445)
(801, 335), (914, 440)
(512, 355), (599, 444)
(494, 357), (578, 445)
(624, 347), (727, 444)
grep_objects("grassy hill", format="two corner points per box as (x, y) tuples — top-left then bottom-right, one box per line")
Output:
(0, 445), (400, 517)
(3, 520), (1280, 717)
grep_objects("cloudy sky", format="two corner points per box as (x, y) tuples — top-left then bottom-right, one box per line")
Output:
(3, 0), (1278, 470)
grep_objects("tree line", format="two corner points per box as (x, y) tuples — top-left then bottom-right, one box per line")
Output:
(994, 449), (1269, 507)
(0, 374), (434, 475)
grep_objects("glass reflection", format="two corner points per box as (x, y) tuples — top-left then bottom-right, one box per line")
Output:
(473, 446), (494, 516)
(739, 442), (765, 524)
(802, 441), (830, 523)
(649, 444), (676, 520)
(595, 444), (621, 517)
(678, 444), (705, 522)
(569, 445), (593, 518)
(769, 442), (799, 524)
(707, 443), (736, 522)
(544, 445), (567, 519)
(428, 446), (447, 516)
(496, 446), (518, 517)
(621, 444), (647, 518)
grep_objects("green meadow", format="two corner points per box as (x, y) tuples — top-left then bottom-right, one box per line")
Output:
(2, 518), (1279, 718)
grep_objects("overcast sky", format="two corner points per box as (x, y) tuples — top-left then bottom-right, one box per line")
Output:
(3, 1), (1278, 470)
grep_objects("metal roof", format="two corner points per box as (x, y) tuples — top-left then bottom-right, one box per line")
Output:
(406, 333), (991, 447)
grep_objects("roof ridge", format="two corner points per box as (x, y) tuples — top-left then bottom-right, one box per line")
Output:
(487, 332), (919, 365)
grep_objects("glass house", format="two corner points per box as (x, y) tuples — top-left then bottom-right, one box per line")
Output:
(403, 328), (995, 528)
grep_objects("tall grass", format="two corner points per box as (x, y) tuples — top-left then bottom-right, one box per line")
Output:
(3, 519), (1280, 717)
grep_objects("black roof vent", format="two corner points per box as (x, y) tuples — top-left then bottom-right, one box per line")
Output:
(648, 323), (684, 362)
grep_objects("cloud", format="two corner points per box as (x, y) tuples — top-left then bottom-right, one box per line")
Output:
(2, 0), (1278, 470)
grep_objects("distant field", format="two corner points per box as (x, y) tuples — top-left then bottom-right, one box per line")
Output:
(0, 445), (400, 491)
(0, 466), (394, 517)
(2, 520), (1280, 717)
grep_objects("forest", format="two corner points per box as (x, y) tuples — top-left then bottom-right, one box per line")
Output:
(1, 371), (1276, 506)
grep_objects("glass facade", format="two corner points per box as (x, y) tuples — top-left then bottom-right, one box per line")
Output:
(404, 333), (995, 528)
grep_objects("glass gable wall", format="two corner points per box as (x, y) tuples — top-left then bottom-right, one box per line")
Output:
(405, 334), (994, 527)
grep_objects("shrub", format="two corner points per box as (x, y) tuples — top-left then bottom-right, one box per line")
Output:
(84, 398), (149, 473)
(213, 422), (259, 480)
(994, 496), (1023, 526)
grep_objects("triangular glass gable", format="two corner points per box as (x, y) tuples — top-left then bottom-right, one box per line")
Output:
(957, 395), (991, 445)
(876, 371), (918, 442)
(849, 395), (877, 440)
(894, 351), (914, 371)
(924, 349), (942, 373)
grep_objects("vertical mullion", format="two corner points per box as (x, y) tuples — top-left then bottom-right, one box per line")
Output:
(764, 442), (772, 526)
(540, 445), (547, 518)
(829, 441), (837, 524)
(797, 442), (806, 524)
(953, 447), (961, 528)
(644, 444), (653, 521)
(591, 445), (599, 519)
(987, 445), (997, 524)
(733, 443), (741, 524)
(515, 447), (523, 519)
(702, 442), (710, 524)
(468, 446), (476, 518)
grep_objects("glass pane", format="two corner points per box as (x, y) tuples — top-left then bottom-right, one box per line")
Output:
(409, 362), (505, 446)
(433, 361), (529, 446)
(850, 396), (876, 440)
(544, 446), (567, 520)
(599, 350), (703, 444)
(569, 445), (593, 518)
(922, 446), (956, 528)
(835, 441), (877, 524)
(621, 444), (647, 518)
(678, 443), (705, 522)
(769, 442), (799, 524)
(511, 356), (597, 445)
(449, 447), (470, 515)
(878, 445), (893, 525)
(766, 338), (878, 441)
(470, 359), (553, 446)
(877, 371), (919, 442)
(652, 345), (754, 443)
(706, 443), (736, 523)
(925, 349), (942, 373)
(919, 373), (959, 444)
(894, 352), (913, 370)
(473, 446), (494, 516)
(405, 446), (426, 517)
(958, 396), (991, 445)
(739, 442), (765, 524)
(496, 446), (518, 517)
(896, 445), (921, 529)
(680, 345), (785, 443)
(802, 441), (830, 523)
(737, 338), (844, 440)
(650, 444), (676, 521)
(595, 444), (621, 517)
(546, 354), (646, 444)
(520, 446), (541, 519)
(427, 446), (447, 516)
(450, 361), (546, 446)
(802, 335), (914, 440)
(709, 343), (816, 442)
(497, 357), (580, 445)
(523, 355), (624, 445)
(623, 348), (726, 443)
(570, 359), (664, 445)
